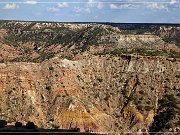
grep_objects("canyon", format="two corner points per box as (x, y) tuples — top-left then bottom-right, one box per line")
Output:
(0, 21), (180, 134)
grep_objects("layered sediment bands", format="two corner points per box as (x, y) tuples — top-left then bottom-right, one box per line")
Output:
(0, 21), (180, 133)
(0, 55), (179, 132)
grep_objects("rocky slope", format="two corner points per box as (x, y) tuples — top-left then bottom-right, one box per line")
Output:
(0, 21), (180, 134)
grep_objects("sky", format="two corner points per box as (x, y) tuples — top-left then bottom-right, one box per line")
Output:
(0, 0), (180, 23)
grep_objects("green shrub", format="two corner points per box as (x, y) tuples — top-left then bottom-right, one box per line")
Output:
(15, 122), (23, 127)
(0, 120), (7, 128)
(175, 75), (180, 78)
(97, 78), (103, 82)
(150, 93), (179, 132)
(137, 105), (143, 111)
(145, 106), (152, 111)
(139, 90), (144, 95)
(26, 121), (36, 129)
(46, 86), (51, 91)
(49, 66), (54, 71)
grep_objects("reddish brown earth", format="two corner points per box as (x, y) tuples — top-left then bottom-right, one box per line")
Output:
(0, 21), (179, 134)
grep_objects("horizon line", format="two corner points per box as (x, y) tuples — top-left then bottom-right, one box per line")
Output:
(0, 19), (180, 25)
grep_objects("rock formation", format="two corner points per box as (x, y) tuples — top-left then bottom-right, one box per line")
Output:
(0, 21), (179, 134)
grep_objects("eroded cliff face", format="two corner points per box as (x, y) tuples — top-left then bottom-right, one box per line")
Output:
(0, 55), (179, 133)
(0, 21), (180, 134)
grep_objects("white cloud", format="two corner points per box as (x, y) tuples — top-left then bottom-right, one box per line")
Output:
(25, 0), (37, 5)
(3, 3), (19, 10)
(170, 0), (176, 4)
(97, 2), (103, 9)
(109, 1), (178, 11)
(47, 7), (59, 13)
(87, 0), (104, 9)
(87, 0), (95, 5)
(57, 2), (69, 8)
(85, 8), (91, 13)
(146, 3), (168, 11)
(109, 3), (139, 9)
(109, 4), (119, 9)
(47, 2), (69, 13)
(74, 7), (91, 14)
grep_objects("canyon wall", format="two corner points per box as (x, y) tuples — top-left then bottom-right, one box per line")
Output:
(0, 21), (180, 134)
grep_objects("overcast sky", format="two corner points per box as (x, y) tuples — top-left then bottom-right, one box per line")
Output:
(0, 0), (180, 23)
